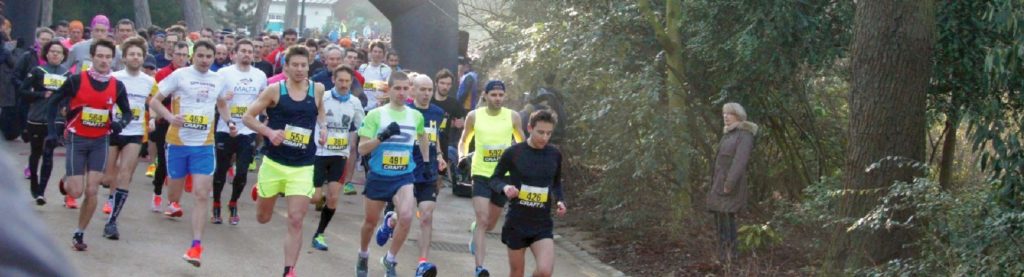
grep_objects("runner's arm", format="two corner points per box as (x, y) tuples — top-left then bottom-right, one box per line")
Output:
(113, 83), (132, 130)
(216, 97), (231, 126)
(242, 84), (279, 137)
(343, 130), (358, 183)
(553, 149), (565, 205)
(46, 76), (77, 137)
(458, 110), (476, 158)
(148, 92), (174, 122)
(315, 83), (327, 131)
(511, 111), (524, 143)
(491, 146), (518, 196)
(18, 68), (45, 99)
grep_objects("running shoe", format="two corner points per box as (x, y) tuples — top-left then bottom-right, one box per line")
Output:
(211, 215), (222, 224)
(284, 267), (296, 277)
(229, 202), (240, 225)
(311, 233), (328, 251)
(103, 198), (113, 214)
(230, 215), (240, 225)
(211, 205), (222, 224)
(103, 223), (119, 240)
(415, 262), (438, 277)
(72, 232), (87, 251)
(343, 182), (357, 195)
(381, 256), (398, 277)
(355, 255), (368, 277)
(375, 211), (396, 246)
(35, 195), (46, 206)
(145, 163), (156, 177)
(152, 194), (163, 212)
(64, 195), (78, 209)
(164, 202), (183, 217)
(182, 245), (202, 267)
(24, 166), (30, 179)
(474, 266), (490, 277)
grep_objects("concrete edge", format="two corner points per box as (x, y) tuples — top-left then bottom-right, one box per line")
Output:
(553, 233), (628, 277)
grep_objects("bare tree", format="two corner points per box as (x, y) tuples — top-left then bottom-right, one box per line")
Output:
(182, 0), (204, 31)
(40, 0), (53, 27)
(251, 0), (271, 34)
(284, 0), (299, 29)
(134, 0), (152, 29)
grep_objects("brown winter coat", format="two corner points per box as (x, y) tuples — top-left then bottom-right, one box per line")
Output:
(706, 121), (757, 213)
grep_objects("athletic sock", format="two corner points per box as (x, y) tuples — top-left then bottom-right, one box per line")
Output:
(358, 251), (369, 258)
(107, 188), (129, 224)
(192, 240), (201, 248)
(419, 257), (428, 264)
(385, 251), (396, 263)
(316, 208), (335, 234)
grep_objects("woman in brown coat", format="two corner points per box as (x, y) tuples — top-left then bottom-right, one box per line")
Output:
(706, 102), (757, 263)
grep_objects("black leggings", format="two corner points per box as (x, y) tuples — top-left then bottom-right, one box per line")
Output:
(713, 212), (738, 259)
(25, 123), (55, 197)
(213, 133), (256, 204)
(151, 123), (169, 195)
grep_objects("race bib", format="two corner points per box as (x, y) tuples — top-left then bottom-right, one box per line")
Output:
(382, 150), (410, 170)
(518, 184), (549, 208)
(182, 112), (210, 130)
(482, 144), (505, 163)
(425, 127), (438, 143)
(325, 131), (349, 150)
(229, 105), (247, 119)
(115, 107), (142, 121)
(43, 74), (67, 91)
(81, 107), (109, 127)
(283, 124), (312, 148)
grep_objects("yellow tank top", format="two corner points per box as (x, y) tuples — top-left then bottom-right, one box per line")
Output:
(472, 107), (515, 177)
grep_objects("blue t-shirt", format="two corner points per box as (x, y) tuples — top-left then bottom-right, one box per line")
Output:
(409, 103), (447, 183)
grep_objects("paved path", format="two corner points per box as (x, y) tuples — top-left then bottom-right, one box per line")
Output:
(5, 140), (619, 276)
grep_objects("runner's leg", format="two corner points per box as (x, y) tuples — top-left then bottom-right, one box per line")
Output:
(472, 196), (492, 266)
(388, 185), (416, 256)
(417, 200), (436, 259)
(529, 239), (556, 277)
(191, 174), (213, 240)
(360, 198), (387, 251)
(284, 195), (310, 267)
(507, 248), (527, 277)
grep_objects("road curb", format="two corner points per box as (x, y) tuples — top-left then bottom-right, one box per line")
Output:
(555, 233), (628, 277)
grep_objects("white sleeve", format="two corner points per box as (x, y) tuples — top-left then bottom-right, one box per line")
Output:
(157, 70), (179, 97)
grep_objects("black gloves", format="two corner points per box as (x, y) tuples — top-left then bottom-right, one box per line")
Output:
(110, 121), (124, 136)
(377, 122), (401, 142)
(45, 134), (62, 148)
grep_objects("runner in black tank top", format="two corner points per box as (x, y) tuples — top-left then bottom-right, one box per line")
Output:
(241, 46), (326, 277)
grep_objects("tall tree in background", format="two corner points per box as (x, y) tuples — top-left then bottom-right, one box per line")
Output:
(252, 0), (271, 33)
(182, 0), (203, 31)
(133, 0), (152, 29)
(204, 0), (256, 30)
(284, 0), (299, 29)
(829, 0), (935, 271)
(40, 0), (53, 26)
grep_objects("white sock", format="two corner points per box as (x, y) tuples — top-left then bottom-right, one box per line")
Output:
(385, 251), (396, 263)
(358, 251), (369, 258)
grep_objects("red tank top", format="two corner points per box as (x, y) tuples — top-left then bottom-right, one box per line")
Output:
(67, 75), (117, 138)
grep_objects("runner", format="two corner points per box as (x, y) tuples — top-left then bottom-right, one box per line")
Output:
(311, 45), (364, 195)
(358, 41), (391, 110)
(148, 40), (229, 267)
(64, 15), (122, 74)
(45, 39), (133, 251)
(458, 80), (526, 276)
(493, 110), (566, 277)
(310, 64), (363, 251)
(408, 74), (447, 276)
(242, 45), (326, 277)
(149, 40), (189, 213)
(95, 37), (156, 240)
(211, 39), (267, 225)
(21, 39), (69, 205)
(354, 71), (429, 277)
(431, 69), (466, 183)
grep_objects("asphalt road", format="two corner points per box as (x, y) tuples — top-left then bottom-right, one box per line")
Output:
(6, 140), (617, 276)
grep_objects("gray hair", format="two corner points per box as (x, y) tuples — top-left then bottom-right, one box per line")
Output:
(723, 102), (748, 121)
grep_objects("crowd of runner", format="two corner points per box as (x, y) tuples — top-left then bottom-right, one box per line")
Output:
(2, 13), (568, 277)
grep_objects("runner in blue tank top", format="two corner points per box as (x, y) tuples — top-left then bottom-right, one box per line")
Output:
(354, 71), (429, 277)
(241, 45), (327, 277)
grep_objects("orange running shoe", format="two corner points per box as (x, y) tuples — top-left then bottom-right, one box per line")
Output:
(182, 245), (202, 267)
(164, 202), (183, 217)
(64, 195), (78, 209)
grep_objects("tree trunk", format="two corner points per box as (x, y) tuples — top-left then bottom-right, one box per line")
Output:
(252, 0), (271, 34)
(828, 0), (935, 271)
(40, 0), (53, 27)
(133, 0), (153, 29)
(938, 114), (958, 189)
(284, 0), (299, 29)
(182, 0), (204, 31)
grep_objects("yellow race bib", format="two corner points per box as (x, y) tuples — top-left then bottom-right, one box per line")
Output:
(283, 124), (312, 148)
(183, 113), (210, 130)
(482, 144), (504, 163)
(382, 150), (410, 170)
(326, 130), (349, 150)
(229, 105), (247, 119)
(81, 107), (109, 127)
(518, 184), (549, 208)
(43, 74), (67, 91)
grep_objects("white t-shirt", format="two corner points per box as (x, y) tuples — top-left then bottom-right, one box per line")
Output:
(111, 70), (156, 136)
(157, 66), (228, 146)
(216, 65), (268, 135)
(316, 90), (364, 157)
(358, 63), (391, 83)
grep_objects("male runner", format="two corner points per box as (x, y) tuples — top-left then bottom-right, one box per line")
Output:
(408, 74), (447, 276)
(211, 39), (267, 225)
(494, 110), (566, 277)
(242, 45), (327, 277)
(355, 71), (429, 277)
(149, 40), (229, 266)
(432, 69), (466, 182)
(310, 65), (363, 251)
(458, 80), (526, 276)
(98, 37), (156, 239)
(46, 39), (132, 251)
